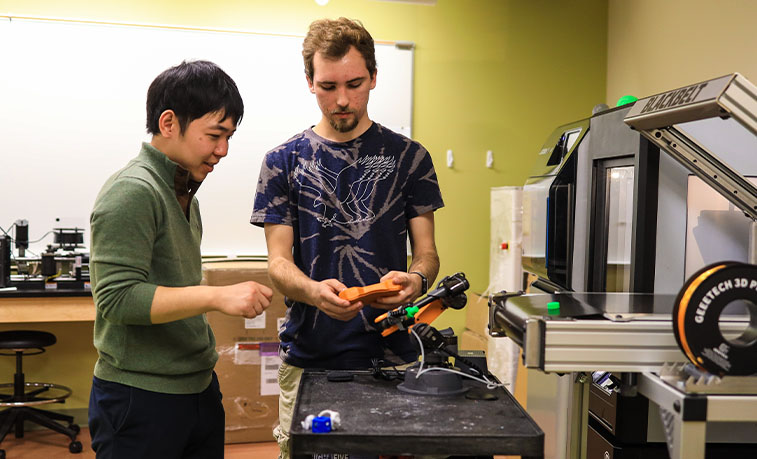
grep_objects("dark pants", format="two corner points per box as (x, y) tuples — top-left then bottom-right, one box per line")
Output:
(88, 372), (224, 459)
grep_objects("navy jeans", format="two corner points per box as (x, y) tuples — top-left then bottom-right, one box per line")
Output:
(88, 372), (224, 459)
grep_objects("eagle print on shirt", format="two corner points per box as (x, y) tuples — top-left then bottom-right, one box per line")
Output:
(294, 155), (396, 227)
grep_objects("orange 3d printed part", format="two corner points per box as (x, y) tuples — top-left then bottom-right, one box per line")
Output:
(339, 280), (402, 305)
(374, 300), (445, 337)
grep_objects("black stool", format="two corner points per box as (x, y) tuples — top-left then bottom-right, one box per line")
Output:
(0, 330), (82, 458)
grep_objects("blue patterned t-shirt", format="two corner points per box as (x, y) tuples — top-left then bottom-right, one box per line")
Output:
(250, 123), (444, 369)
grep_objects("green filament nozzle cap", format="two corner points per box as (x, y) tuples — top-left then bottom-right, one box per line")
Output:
(405, 305), (420, 318)
(547, 301), (560, 310)
(616, 95), (638, 106)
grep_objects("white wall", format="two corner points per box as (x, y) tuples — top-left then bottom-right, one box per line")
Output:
(0, 17), (413, 256)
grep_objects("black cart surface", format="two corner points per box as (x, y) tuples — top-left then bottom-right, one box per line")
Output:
(290, 369), (544, 458)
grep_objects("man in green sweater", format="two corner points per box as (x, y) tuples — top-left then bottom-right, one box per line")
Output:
(88, 60), (273, 458)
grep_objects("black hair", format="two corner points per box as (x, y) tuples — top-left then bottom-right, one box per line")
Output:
(146, 60), (244, 135)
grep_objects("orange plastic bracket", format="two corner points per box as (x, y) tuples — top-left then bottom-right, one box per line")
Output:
(375, 299), (445, 337)
(339, 280), (402, 305)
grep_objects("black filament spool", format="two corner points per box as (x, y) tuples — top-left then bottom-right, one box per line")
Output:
(53, 228), (84, 248)
(673, 261), (757, 376)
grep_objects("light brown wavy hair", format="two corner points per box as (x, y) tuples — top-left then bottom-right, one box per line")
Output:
(303, 17), (376, 81)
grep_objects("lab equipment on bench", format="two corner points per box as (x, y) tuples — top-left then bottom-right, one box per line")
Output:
(1, 220), (89, 293)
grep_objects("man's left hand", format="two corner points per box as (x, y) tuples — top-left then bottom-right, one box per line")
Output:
(372, 271), (423, 310)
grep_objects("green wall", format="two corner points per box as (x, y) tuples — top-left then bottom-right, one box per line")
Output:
(1, 0), (608, 410)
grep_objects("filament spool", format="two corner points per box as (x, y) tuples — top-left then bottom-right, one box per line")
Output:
(672, 262), (757, 376)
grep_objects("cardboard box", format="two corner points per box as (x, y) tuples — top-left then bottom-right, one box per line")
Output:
(202, 261), (286, 444)
(464, 293), (489, 337)
(460, 329), (488, 352)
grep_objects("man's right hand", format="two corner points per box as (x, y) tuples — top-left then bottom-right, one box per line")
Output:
(215, 281), (274, 318)
(263, 224), (362, 322)
(309, 279), (363, 321)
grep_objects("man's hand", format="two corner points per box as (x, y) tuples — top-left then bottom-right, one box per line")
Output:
(214, 281), (274, 318)
(309, 279), (364, 321)
(264, 223), (362, 321)
(151, 282), (273, 324)
(373, 271), (423, 310)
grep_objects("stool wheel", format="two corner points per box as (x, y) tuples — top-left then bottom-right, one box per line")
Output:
(69, 440), (83, 453)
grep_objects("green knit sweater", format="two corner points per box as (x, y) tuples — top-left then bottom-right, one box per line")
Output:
(90, 143), (217, 394)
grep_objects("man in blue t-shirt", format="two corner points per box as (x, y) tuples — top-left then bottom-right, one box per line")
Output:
(250, 17), (444, 458)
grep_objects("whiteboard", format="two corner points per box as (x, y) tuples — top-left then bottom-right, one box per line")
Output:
(0, 17), (413, 257)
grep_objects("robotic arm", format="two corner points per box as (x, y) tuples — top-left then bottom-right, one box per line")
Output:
(374, 272), (469, 336)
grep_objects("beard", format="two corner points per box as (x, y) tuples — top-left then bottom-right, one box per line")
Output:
(328, 110), (358, 133)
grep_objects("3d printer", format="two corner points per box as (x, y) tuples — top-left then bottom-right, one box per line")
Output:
(0, 219), (90, 291)
(491, 73), (757, 459)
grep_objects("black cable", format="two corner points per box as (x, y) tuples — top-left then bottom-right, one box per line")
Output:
(0, 224), (45, 259)
(370, 358), (404, 381)
(0, 225), (52, 246)
(29, 230), (54, 244)
(0, 224), (12, 237)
